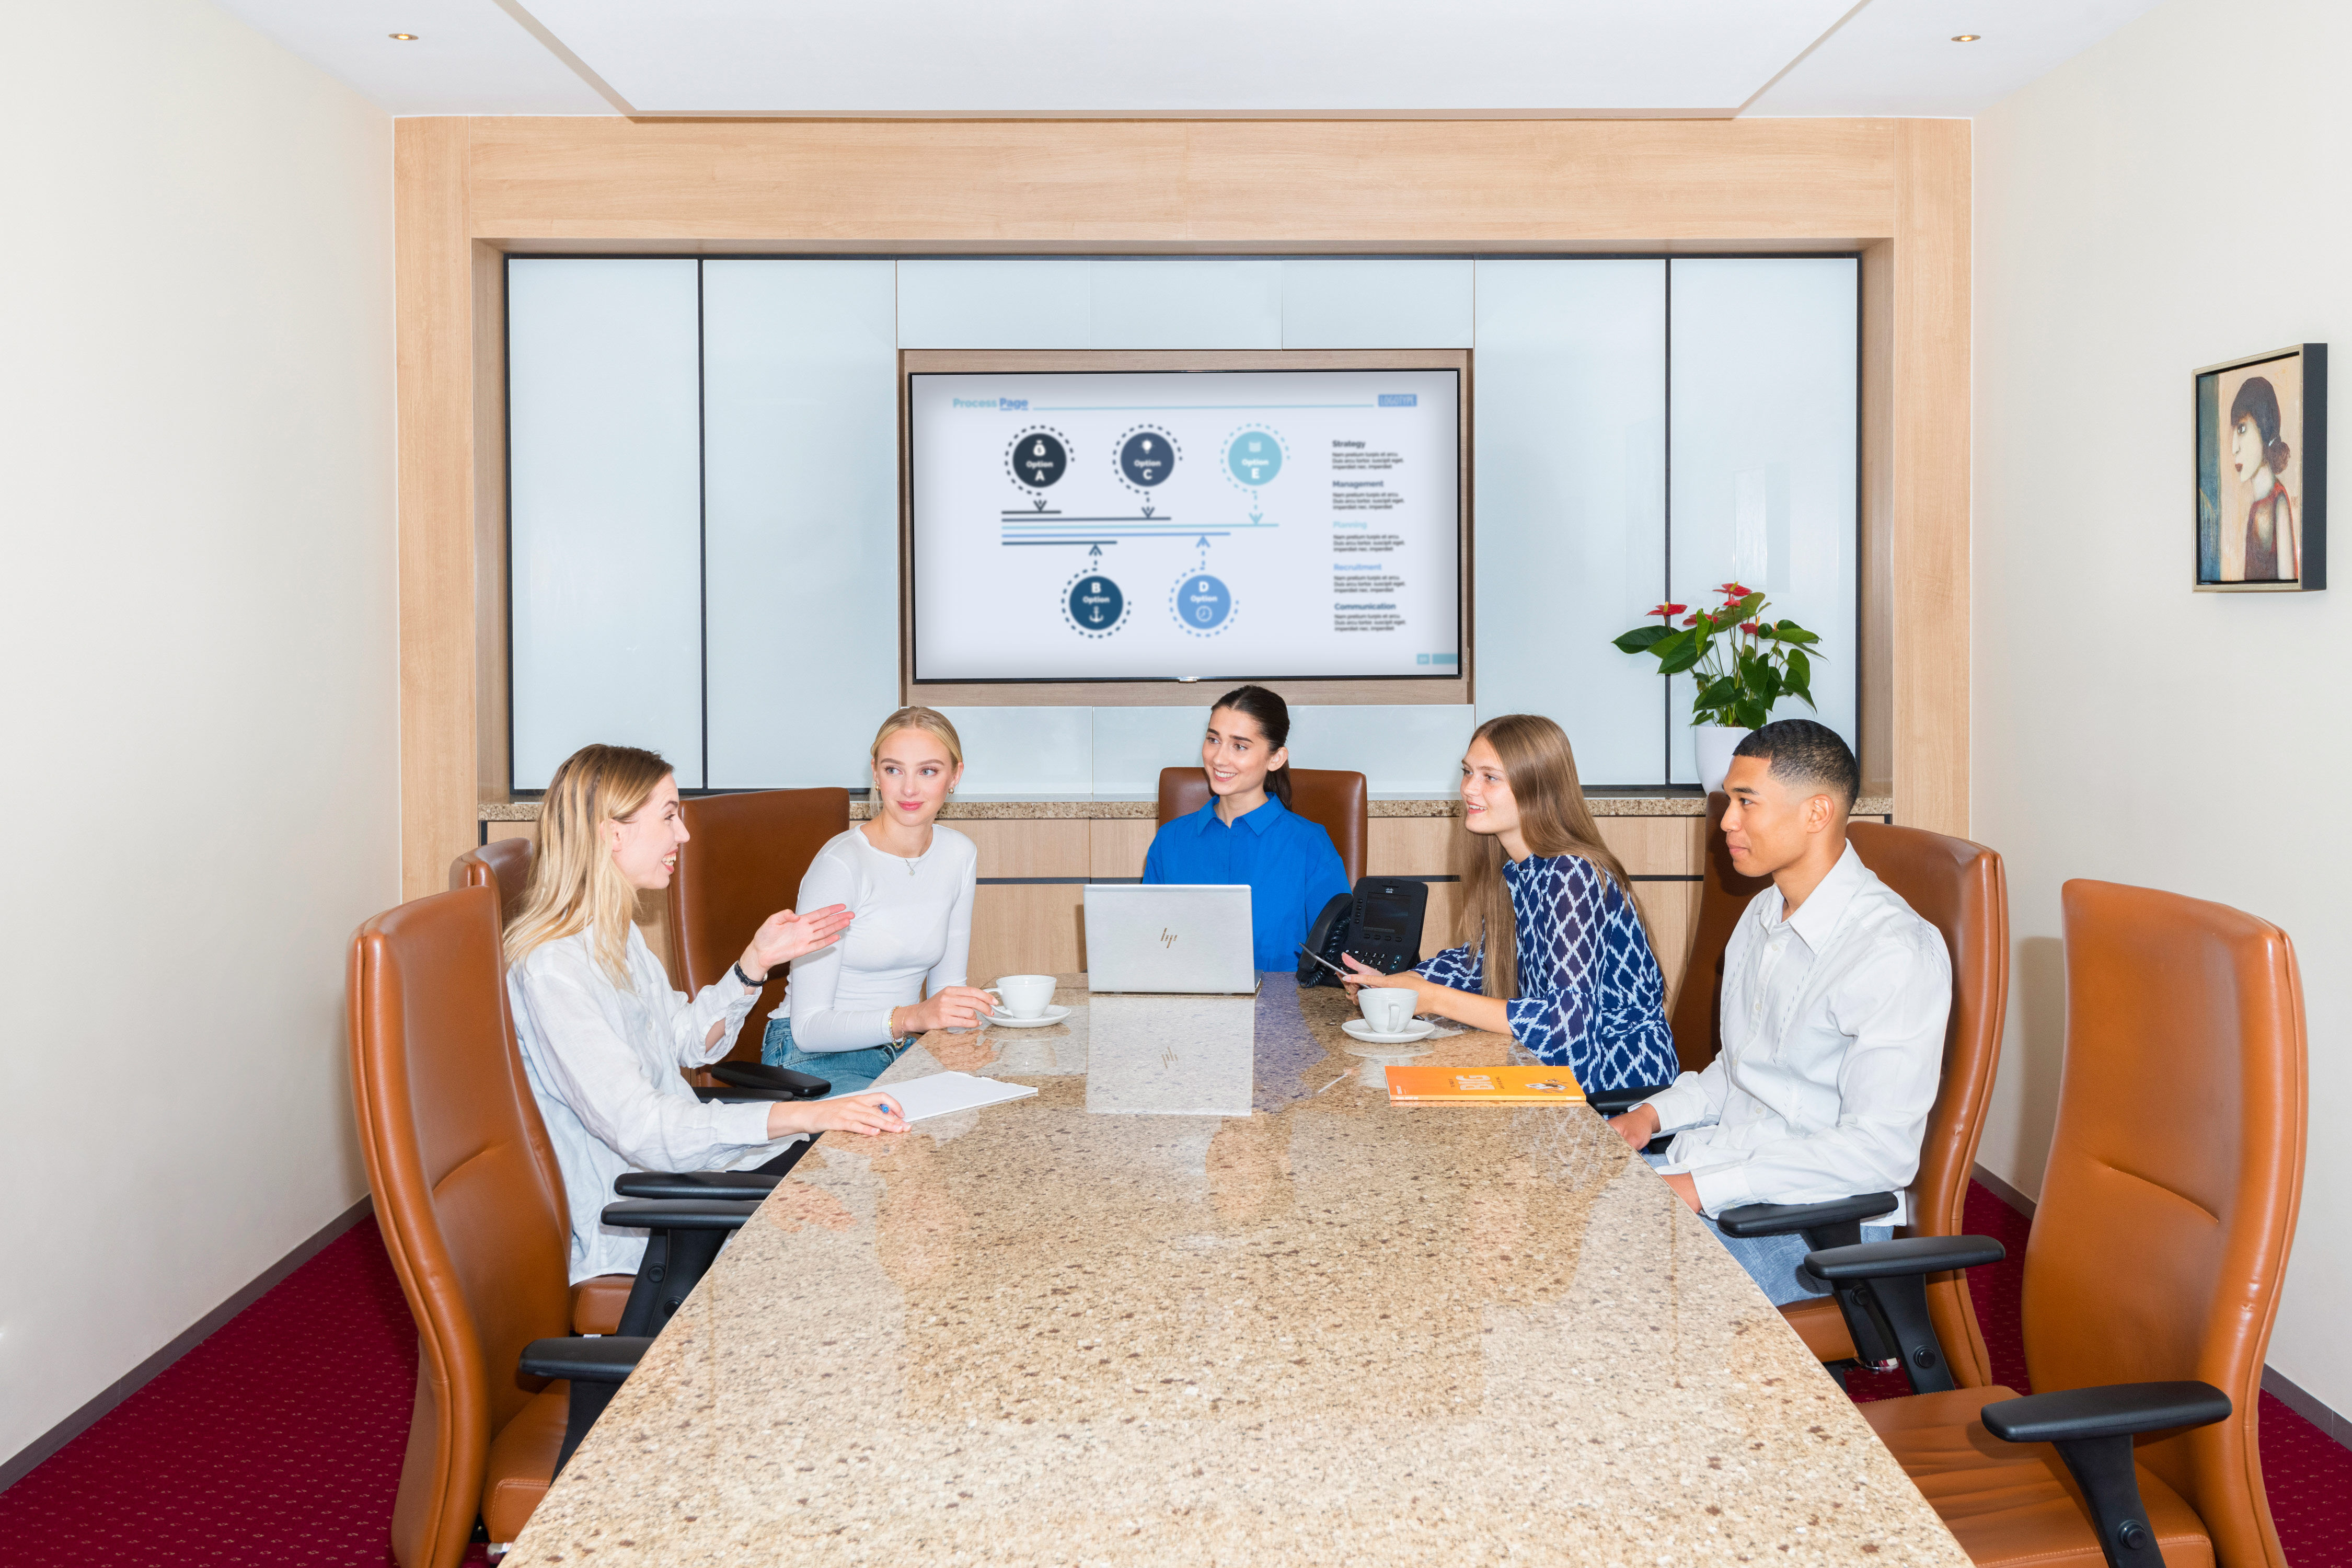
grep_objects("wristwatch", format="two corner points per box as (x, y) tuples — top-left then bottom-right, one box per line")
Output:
(733, 961), (769, 989)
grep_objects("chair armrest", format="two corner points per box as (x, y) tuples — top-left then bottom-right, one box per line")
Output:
(519, 1335), (653, 1385)
(1804, 1234), (2007, 1281)
(691, 1085), (801, 1103)
(613, 1171), (781, 1202)
(1717, 1193), (1898, 1239)
(1981, 1382), (2231, 1445)
(710, 1062), (831, 1098)
(1585, 1085), (1672, 1116)
(598, 1197), (760, 1231)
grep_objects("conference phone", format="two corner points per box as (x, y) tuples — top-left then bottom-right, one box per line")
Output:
(1297, 877), (1430, 987)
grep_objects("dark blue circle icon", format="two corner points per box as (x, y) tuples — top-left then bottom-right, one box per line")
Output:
(1069, 575), (1123, 630)
(1012, 432), (1067, 488)
(1177, 573), (1232, 630)
(1119, 430), (1175, 487)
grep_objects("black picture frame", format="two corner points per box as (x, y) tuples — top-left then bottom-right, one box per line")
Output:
(2195, 342), (2326, 592)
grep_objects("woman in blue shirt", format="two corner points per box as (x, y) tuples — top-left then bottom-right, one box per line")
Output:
(1341, 713), (1676, 1094)
(1142, 685), (1352, 973)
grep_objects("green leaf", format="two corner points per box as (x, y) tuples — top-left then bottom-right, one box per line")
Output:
(1745, 661), (1781, 703)
(1613, 625), (1674, 654)
(1771, 620), (1820, 646)
(1731, 699), (1770, 730)
(1697, 675), (1738, 710)
(1784, 647), (1816, 708)
(1657, 639), (1705, 675)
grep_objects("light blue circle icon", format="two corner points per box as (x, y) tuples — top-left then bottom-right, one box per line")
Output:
(1177, 573), (1232, 630)
(1068, 575), (1123, 630)
(1226, 431), (1283, 486)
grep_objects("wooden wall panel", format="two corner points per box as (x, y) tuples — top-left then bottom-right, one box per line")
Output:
(464, 119), (1898, 247)
(1090, 819), (1156, 880)
(397, 119), (481, 899)
(970, 885), (1085, 984)
(1890, 120), (1971, 837)
(958, 820), (1090, 879)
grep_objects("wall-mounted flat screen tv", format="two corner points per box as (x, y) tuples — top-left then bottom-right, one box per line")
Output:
(907, 366), (1462, 684)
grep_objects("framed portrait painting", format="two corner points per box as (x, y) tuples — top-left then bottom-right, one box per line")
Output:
(2195, 343), (2326, 591)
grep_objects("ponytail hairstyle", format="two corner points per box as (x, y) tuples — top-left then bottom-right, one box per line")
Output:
(2231, 376), (2292, 477)
(1209, 684), (1294, 806)
(503, 743), (673, 988)
(1455, 714), (1640, 1000)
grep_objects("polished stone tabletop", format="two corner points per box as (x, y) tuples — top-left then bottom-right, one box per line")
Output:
(504, 978), (1966, 1566)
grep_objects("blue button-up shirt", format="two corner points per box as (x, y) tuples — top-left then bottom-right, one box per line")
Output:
(1141, 795), (1352, 972)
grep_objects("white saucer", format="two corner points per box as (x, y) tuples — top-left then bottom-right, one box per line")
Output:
(988, 1004), (1071, 1029)
(1341, 1018), (1438, 1046)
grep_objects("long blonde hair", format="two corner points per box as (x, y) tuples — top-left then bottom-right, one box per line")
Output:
(1456, 714), (1640, 1000)
(503, 743), (672, 987)
(869, 706), (964, 770)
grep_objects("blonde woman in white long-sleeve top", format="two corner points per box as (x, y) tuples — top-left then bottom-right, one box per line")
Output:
(506, 743), (907, 1283)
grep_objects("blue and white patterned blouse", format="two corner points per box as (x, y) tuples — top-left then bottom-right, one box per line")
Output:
(1414, 853), (1677, 1093)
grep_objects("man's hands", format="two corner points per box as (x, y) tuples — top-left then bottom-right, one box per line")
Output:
(1661, 1171), (1701, 1213)
(740, 904), (853, 982)
(897, 985), (997, 1034)
(767, 1091), (908, 1141)
(1607, 1102), (1662, 1150)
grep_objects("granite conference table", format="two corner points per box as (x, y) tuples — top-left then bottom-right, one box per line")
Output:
(504, 977), (1968, 1566)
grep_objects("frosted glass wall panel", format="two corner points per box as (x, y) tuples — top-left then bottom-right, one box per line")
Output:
(896, 260), (1090, 349)
(508, 258), (704, 790)
(701, 261), (901, 788)
(1092, 706), (1213, 799)
(1087, 260), (1282, 348)
(1287, 705), (1478, 797)
(1667, 259), (1858, 783)
(1281, 260), (1473, 349)
(1471, 261), (1668, 784)
(934, 707), (1096, 798)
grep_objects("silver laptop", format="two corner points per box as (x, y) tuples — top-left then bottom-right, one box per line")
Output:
(1082, 884), (1259, 994)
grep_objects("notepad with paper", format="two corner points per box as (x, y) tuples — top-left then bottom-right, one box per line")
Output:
(1383, 1065), (1585, 1103)
(877, 1070), (1039, 1122)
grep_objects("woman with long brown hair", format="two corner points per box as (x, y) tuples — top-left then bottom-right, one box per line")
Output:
(1341, 713), (1675, 1093)
(506, 743), (907, 1285)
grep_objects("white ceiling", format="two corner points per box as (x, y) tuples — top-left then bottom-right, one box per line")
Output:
(210, 0), (2166, 119)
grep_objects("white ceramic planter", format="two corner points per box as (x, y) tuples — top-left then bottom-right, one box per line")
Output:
(1693, 724), (1753, 796)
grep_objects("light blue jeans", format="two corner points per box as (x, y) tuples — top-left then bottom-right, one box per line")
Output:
(1644, 1150), (1892, 1305)
(760, 1016), (913, 1097)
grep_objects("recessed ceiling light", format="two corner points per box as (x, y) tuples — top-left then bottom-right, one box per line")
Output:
(1951, 33), (1981, 42)
(388, 32), (418, 41)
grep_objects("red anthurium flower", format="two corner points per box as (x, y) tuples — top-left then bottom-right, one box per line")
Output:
(1647, 602), (1687, 618)
(1719, 582), (1753, 599)
(1681, 614), (1699, 626)
(1740, 621), (1762, 635)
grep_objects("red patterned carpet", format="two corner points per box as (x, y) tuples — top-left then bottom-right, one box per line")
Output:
(2, 1191), (2347, 1565)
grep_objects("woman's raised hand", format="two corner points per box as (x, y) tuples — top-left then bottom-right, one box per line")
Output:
(1339, 952), (1412, 999)
(767, 1090), (907, 1141)
(741, 904), (852, 980)
(902, 985), (997, 1034)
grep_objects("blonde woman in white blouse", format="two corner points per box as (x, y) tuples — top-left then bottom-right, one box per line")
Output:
(762, 707), (997, 1093)
(505, 743), (907, 1284)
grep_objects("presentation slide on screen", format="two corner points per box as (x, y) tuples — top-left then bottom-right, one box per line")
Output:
(909, 368), (1461, 682)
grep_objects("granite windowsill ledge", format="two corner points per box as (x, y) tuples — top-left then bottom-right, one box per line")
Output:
(480, 789), (1895, 822)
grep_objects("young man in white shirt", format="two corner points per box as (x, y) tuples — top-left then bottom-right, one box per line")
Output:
(1607, 720), (1951, 1304)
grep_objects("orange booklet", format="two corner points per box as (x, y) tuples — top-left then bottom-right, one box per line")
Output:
(1385, 1065), (1585, 1103)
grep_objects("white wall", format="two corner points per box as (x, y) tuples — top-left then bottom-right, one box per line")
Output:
(1974, 0), (2351, 1415)
(0, 0), (395, 1468)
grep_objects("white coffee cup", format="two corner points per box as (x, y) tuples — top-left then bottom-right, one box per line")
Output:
(991, 974), (1057, 1020)
(1359, 986), (1417, 1035)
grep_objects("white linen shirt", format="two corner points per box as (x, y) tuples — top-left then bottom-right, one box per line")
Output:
(510, 923), (793, 1283)
(1642, 841), (1951, 1221)
(779, 825), (977, 1051)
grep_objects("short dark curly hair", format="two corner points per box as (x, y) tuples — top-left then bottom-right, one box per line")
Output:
(1732, 719), (1859, 811)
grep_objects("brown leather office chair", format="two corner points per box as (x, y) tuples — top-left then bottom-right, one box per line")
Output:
(667, 788), (850, 1062)
(1773, 820), (2010, 1387)
(448, 835), (534, 924)
(350, 885), (633, 1564)
(351, 887), (767, 1563)
(1826, 880), (2304, 1568)
(1155, 766), (1368, 884)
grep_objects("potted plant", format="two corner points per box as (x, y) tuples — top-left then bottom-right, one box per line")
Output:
(1613, 582), (1824, 794)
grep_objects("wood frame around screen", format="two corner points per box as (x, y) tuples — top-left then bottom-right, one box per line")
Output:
(897, 349), (1473, 707)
